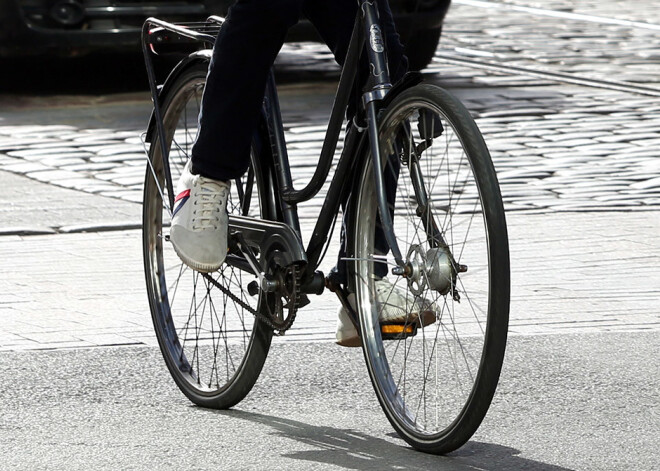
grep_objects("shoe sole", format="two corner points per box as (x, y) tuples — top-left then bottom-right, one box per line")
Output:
(171, 241), (223, 273)
(336, 310), (437, 348)
(335, 336), (362, 348)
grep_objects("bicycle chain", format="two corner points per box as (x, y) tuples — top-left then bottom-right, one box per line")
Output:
(201, 264), (301, 335)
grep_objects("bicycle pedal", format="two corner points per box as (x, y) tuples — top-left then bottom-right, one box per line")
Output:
(381, 323), (418, 340)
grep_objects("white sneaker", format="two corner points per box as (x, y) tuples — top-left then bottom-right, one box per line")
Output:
(336, 277), (438, 347)
(169, 161), (230, 273)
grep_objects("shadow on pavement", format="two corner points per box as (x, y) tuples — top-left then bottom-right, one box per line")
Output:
(216, 409), (575, 471)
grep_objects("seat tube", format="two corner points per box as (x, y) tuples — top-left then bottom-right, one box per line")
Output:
(360, 0), (404, 268)
(263, 70), (302, 237)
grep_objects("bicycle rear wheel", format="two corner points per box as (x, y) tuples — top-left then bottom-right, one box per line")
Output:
(143, 61), (275, 409)
(351, 84), (509, 453)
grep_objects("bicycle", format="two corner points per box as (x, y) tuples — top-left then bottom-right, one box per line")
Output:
(141, 2), (509, 455)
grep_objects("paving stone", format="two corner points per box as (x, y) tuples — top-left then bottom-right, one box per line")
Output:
(479, 108), (550, 118)
(94, 144), (144, 156)
(0, 138), (58, 151)
(631, 177), (660, 190)
(89, 154), (144, 164)
(39, 157), (88, 167)
(26, 170), (84, 182)
(629, 138), (660, 147)
(546, 131), (610, 142)
(3, 162), (51, 173)
(109, 176), (144, 186)
(62, 162), (119, 172)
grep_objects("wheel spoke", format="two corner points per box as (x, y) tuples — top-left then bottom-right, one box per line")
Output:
(355, 86), (508, 451)
(143, 68), (273, 404)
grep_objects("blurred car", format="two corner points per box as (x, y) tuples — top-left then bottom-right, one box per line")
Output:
(0, 0), (450, 70)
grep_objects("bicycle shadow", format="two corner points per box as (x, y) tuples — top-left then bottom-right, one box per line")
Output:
(213, 409), (575, 471)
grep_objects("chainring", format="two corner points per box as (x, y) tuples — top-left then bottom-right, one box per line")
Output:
(262, 264), (301, 334)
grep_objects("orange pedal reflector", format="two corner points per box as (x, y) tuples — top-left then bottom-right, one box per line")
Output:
(381, 324), (415, 335)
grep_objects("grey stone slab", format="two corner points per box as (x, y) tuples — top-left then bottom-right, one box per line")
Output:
(0, 170), (141, 229)
(479, 108), (550, 118)
(76, 142), (132, 152)
(526, 139), (595, 148)
(89, 154), (145, 164)
(631, 177), (660, 190)
(26, 169), (85, 182)
(62, 162), (119, 172)
(0, 138), (57, 151)
(546, 132), (610, 142)
(7, 148), (85, 158)
(39, 157), (89, 167)
(93, 144), (144, 156)
(3, 162), (51, 173)
(0, 227), (57, 236)
(629, 138), (660, 147)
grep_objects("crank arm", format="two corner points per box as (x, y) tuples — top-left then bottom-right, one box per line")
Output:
(229, 231), (277, 293)
(326, 277), (360, 333)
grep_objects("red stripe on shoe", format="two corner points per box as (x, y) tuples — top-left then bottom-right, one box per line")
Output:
(174, 189), (191, 203)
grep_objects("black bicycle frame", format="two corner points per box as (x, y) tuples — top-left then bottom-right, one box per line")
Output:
(263, 0), (405, 281)
(141, 0), (406, 286)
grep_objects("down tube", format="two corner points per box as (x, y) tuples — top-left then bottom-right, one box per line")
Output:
(304, 125), (365, 273)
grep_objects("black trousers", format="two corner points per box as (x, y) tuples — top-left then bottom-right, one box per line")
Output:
(191, 0), (407, 180)
(191, 0), (408, 282)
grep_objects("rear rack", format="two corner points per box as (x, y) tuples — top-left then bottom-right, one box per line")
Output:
(141, 16), (223, 209)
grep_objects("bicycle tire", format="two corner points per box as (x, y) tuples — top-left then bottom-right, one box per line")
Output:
(143, 60), (275, 409)
(350, 83), (509, 453)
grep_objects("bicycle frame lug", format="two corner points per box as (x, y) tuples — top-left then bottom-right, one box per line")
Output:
(362, 85), (391, 106)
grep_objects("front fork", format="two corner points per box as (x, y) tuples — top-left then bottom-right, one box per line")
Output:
(360, 0), (403, 267)
(361, 0), (463, 299)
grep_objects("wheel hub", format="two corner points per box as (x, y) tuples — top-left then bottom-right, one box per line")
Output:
(404, 244), (454, 296)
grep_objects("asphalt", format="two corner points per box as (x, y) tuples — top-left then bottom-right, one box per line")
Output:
(0, 333), (657, 470)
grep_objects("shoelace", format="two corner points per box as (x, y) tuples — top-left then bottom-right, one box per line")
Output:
(191, 178), (228, 231)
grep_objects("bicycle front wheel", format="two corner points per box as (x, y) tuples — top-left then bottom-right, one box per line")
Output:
(351, 84), (509, 453)
(143, 61), (275, 409)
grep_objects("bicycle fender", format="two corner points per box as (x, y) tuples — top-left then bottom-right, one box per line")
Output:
(144, 49), (212, 143)
(348, 71), (424, 194)
(380, 71), (424, 110)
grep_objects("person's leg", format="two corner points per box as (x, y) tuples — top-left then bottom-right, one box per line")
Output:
(191, 0), (303, 181)
(172, 0), (303, 273)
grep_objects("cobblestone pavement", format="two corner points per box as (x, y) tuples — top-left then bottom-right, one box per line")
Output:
(1, 79), (659, 214)
(476, 0), (660, 24)
(445, 0), (660, 85)
(1, 2), (659, 350)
